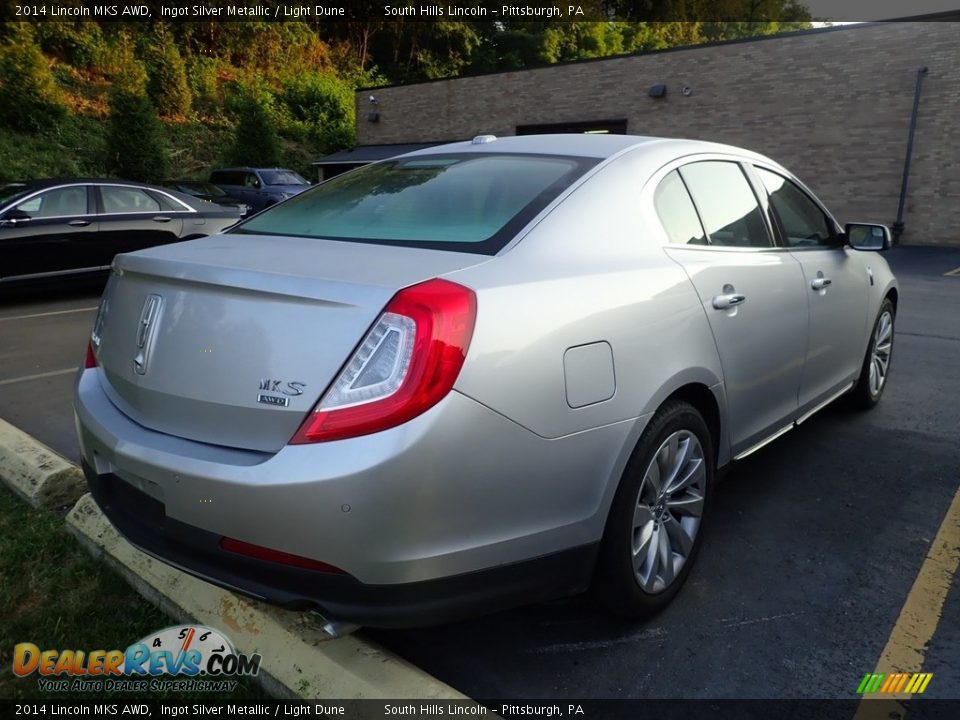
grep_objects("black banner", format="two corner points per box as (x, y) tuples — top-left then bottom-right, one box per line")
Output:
(3, 0), (960, 23)
(3, 700), (960, 719)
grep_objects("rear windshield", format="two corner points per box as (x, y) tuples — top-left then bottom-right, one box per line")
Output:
(232, 154), (597, 255)
(260, 170), (308, 185)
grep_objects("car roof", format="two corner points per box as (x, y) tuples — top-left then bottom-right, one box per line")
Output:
(211, 167), (295, 172)
(4, 178), (168, 191)
(402, 134), (771, 163)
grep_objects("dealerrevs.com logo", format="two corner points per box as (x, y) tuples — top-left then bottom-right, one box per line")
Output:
(13, 625), (261, 693)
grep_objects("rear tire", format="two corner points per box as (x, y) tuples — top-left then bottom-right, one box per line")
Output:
(594, 400), (714, 619)
(851, 298), (895, 410)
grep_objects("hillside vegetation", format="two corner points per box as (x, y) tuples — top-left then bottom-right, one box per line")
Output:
(0, 3), (812, 183)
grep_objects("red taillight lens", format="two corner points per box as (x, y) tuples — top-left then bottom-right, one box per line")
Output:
(290, 278), (477, 444)
(220, 537), (345, 574)
(84, 340), (98, 369)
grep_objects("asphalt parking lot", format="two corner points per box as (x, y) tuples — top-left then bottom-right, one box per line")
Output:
(1, 248), (958, 700)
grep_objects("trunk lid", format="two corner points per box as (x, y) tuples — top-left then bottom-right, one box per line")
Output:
(94, 234), (489, 452)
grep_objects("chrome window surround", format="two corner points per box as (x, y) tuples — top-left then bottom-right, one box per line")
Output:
(643, 152), (843, 254)
(0, 182), (197, 222)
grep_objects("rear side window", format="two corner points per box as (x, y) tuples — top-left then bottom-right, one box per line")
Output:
(211, 171), (242, 185)
(654, 171), (707, 245)
(100, 186), (161, 214)
(233, 154), (597, 255)
(679, 161), (771, 248)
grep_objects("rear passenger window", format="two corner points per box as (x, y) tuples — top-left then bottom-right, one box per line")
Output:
(101, 186), (161, 214)
(679, 161), (771, 248)
(654, 171), (707, 246)
(211, 171), (241, 185)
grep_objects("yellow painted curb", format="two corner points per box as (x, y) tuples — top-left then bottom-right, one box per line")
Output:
(66, 493), (465, 700)
(0, 417), (86, 509)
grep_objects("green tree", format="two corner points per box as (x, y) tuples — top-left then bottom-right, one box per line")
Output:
(0, 24), (67, 133)
(280, 73), (355, 154)
(147, 33), (193, 117)
(106, 89), (169, 182)
(229, 90), (281, 167)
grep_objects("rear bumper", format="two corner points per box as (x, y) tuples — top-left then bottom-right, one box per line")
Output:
(84, 460), (596, 628)
(75, 368), (636, 624)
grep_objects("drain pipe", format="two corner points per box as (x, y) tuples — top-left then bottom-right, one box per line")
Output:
(893, 66), (928, 245)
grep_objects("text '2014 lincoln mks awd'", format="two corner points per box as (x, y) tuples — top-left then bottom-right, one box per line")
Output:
(74, 135), (897, 628)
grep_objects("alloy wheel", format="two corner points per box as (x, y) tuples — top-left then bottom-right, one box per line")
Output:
(631, 430), (706, 593)
(869, 311), (894, 397)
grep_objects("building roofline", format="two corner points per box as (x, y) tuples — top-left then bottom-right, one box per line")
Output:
(359, 19), (947, 93)
(359, 22), (882, 92)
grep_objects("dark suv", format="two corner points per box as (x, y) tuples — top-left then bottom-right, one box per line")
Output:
(208, 167), (310, 213)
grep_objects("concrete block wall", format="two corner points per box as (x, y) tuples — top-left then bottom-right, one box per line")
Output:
(357, 23), (960, 246)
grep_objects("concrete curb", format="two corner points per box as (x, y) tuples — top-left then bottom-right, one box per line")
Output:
(0, 417), (86, 509)
(0, 420), (465, 700)
(66, 494), (466, 700)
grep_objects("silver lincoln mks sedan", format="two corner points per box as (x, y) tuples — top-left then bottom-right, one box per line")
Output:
(75, 135), (897, 628)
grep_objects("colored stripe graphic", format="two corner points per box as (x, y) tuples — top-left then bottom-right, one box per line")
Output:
(857, 672), (932, 694)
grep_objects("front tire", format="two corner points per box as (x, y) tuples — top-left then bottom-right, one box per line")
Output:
(594, 400), (714, 618)
(851, 299), (895, 409)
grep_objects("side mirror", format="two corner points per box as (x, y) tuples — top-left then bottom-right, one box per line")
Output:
(0, 209), (32, 227)
(845, 223), (891, 251)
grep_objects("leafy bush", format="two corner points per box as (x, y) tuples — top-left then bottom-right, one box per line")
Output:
(105, 90), (169, 182)
(99, 32), (149, 95)
(0, 24), (67, 133)
(33, 21), (105, 68)
(0, 116), (106, 183)
(146, 36), (192, 117)
(186, 54), (223, 108)
(228, 89), (281, 167)
(279, 73), (355, 154)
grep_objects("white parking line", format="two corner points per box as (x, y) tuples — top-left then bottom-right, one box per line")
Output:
(0, 368), (77, 386)
(0, 306), (98, 322)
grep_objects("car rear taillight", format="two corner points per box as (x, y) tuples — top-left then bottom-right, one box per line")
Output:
(220, 537), (345, 574)
(84, 340), (98, 369)
(290, 278), (477, 444)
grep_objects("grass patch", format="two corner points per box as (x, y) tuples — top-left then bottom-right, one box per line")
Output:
(0, 485), (268, 699)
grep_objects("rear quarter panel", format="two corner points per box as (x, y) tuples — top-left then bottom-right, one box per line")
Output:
(449, 147), (725, 442)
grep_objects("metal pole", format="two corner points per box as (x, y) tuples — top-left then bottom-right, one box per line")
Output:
(893, 66), (928, 245)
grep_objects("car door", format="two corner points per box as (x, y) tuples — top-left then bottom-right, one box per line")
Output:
(242, 170), (271, 210)
(0, 184), (101, 281)
(95, 185), (184, 257)
(656, 161), (809, 457)
(753, 166), (870, 415)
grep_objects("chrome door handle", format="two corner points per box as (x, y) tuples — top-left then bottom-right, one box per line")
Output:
(712, 293), (747, 310)
(811, 277), (832, 290)
(152, 216), (172, 223)
(68, 219), (90, 227)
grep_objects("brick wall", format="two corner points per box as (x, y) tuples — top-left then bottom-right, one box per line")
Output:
(356, 23), (960, 246)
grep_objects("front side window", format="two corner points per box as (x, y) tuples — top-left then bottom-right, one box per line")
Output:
(679, 161), (771, 248)
(756, 168), (835, 248)
(654, 171), (707, 246)
(15, 186), (88, 218)
(234, 154), (596, 255)
(100, 186), (161, 214)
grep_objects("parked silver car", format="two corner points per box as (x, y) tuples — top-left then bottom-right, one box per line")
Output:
(74, 135), (897, 628)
